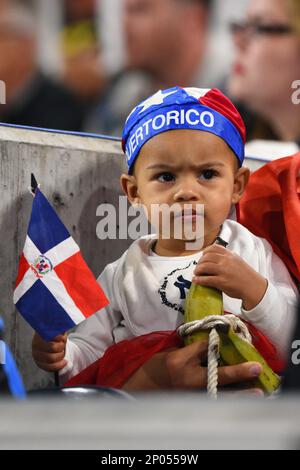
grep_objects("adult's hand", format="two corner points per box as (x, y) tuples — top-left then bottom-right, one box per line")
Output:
(122, 341), (263, 392)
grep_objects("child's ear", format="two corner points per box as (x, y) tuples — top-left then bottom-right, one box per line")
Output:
(231, 167), (250, 204)
(120, 173), (140, 205)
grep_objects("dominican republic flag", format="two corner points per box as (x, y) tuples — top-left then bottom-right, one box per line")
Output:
(13, 188), (109, 341)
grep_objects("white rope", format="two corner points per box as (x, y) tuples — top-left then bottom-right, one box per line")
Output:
(207, 328), (220, 399)
(177, 315), (252, 399)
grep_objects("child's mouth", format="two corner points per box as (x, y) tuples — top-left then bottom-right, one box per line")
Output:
(175, 209), (202, 222)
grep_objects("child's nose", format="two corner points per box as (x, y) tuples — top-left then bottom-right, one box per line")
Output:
(173, 183), (199, 202)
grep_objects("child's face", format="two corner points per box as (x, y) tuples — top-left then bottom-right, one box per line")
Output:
(121, 129), (249, 253)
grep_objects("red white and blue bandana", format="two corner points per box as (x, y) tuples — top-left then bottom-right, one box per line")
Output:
(122, 87), (246, 174)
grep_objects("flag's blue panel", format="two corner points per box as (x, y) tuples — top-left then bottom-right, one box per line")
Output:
(16, 280), (75, 341)
(28, 189), (70, 253)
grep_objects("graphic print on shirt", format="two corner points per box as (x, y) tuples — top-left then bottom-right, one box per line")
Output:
(158, 260), (197, 314)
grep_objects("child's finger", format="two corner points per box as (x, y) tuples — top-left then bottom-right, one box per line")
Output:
(198, 252), (224, 265)
(33, 334), (66, 353)
(202, 244), (227, 255)
(53, 334), (67, 342)
(34, 350), (66, 365)
(192, 275), (221, 288)
(35, 359), (68, 373)
(194, 262), (220, 277)
(35, 341), (65, 354)
(46, 340), (67, 353)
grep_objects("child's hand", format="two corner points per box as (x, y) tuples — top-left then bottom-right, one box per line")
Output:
(32, 333), (67, 372)
(193, 244), (268, 310)
(122, 341), (263, 394)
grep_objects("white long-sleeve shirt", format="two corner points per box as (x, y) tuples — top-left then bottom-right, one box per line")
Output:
(60, 220), (298, 383)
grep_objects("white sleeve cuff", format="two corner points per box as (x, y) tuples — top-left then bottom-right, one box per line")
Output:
(240, 281), (277, 324)
(240, 281), (296, 356)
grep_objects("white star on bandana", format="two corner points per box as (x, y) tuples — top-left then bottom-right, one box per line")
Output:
(125, 89), (178, 123)
(138, 89), (178, 114)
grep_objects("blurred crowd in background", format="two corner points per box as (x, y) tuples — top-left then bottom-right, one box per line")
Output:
(0, 0), (299, 146)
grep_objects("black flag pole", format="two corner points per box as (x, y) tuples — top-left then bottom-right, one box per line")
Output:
(54, 371), (60, 388)
(30, 173), (38, 195)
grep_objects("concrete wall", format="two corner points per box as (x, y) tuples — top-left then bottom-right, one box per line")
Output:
(0, 125), (129, 390)
(1, 395), (300, 449)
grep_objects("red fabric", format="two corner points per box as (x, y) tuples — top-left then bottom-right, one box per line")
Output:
(65, 330), (181, 388)
(66, 155), (300, 387)
(239, 152), (300, 282)
(15, 254), (30, 288)
(66, 318), (284, 388)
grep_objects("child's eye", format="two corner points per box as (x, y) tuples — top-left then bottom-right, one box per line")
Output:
(199, 169), (217, 180)
(157, 172), (175, 182)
